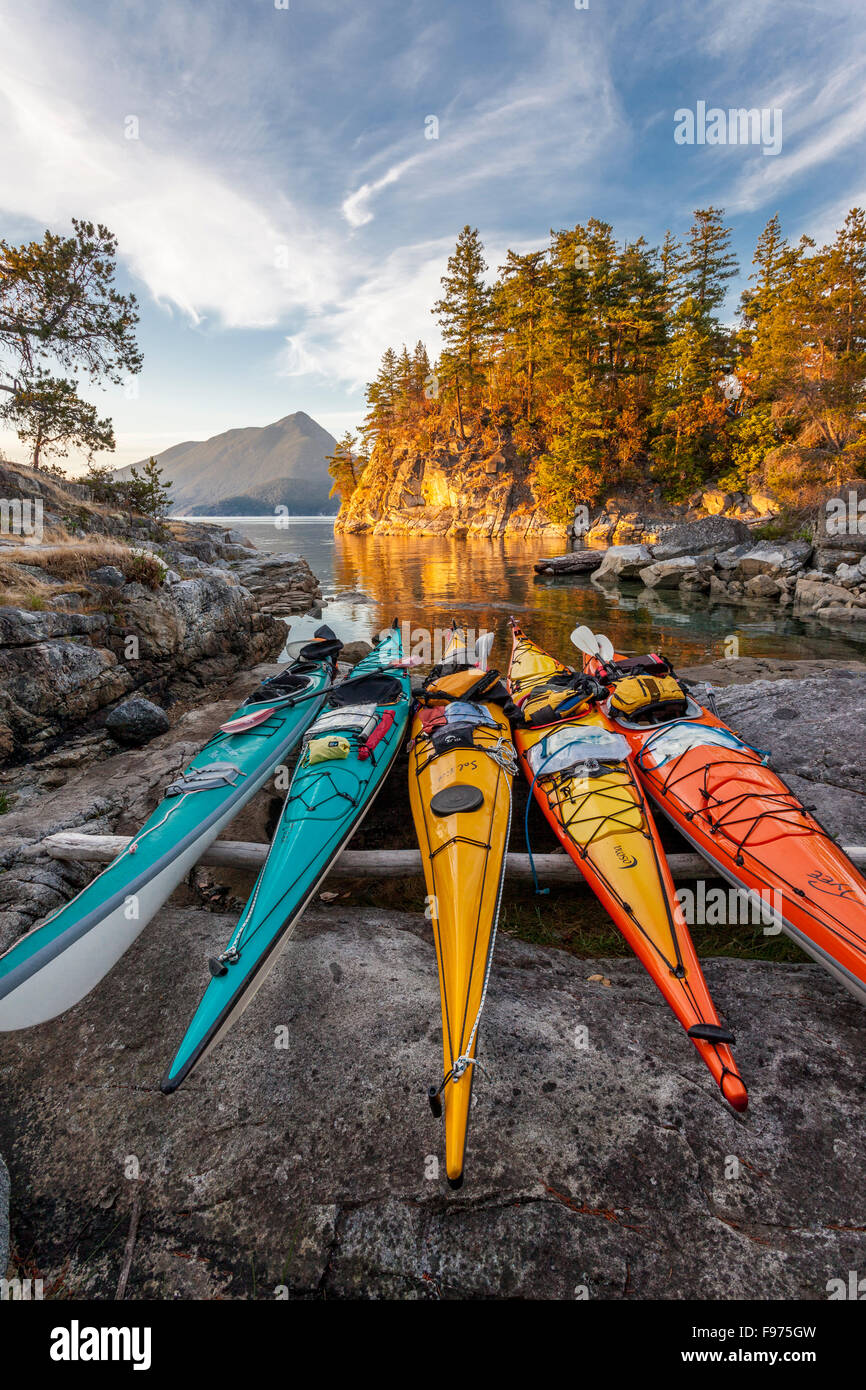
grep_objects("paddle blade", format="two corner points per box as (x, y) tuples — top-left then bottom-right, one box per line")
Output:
(473, 631), (495, 670)
(570, 625), (599, 656)
(220, 706), (278, 733)
(595, 633), (615, 663)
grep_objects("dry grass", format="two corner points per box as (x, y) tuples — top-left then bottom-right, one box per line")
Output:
(0, 539), (165, 604)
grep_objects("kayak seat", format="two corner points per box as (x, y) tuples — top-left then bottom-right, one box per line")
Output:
(328, 671), (405, 707)
(243, 669), (313, 705)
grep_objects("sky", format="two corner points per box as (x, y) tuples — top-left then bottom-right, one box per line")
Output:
(1, 0), (865, 471)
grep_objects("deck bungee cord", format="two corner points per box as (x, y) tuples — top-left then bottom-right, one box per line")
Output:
(506, 618), (747, 1111)
(161, 629), (412, 1093)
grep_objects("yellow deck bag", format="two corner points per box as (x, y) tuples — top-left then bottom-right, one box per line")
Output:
(307, 735), (351, 763)
(609, 675), (688, 720)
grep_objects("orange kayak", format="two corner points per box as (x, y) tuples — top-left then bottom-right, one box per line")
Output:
(584, 644), (866, 1007)
(508, 621), (748, 1111)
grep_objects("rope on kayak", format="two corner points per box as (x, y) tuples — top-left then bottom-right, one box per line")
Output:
(215, 703), (409, 964)
(634, 731), (866, 918)
(523, 746), (642, 894)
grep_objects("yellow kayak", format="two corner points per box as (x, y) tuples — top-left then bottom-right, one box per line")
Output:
(408, 625), (517, 1187)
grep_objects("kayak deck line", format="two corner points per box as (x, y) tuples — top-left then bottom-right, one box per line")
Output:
(161, 629), (413, 1092)
(506, 620), (748, 1112)
(581, 640), (866, 1011)
(40, 832), (866, 879)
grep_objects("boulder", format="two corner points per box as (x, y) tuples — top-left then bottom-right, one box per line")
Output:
(715, 542), (754, 572)
(736, 540), (812, 579)
(340, 641), (374, 666)
(592, 544), (653, 584)
(104, 697), (171, 746)
(835, 563), (863, 587)
(701, 488), (734, 515)
(638, 556), (701, 588)
(793, 577), (854, 612)
(87, 565), (126, 588)
(749, 488), (779, 516)
(743, 574), (781, 599)
(650, 515), (752, 562)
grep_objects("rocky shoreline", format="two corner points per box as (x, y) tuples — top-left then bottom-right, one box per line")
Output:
(0, 459), (323, 768)
(538, 507), (866, 630)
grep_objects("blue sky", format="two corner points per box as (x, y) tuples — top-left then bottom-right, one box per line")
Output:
(1, 0), (864, 469)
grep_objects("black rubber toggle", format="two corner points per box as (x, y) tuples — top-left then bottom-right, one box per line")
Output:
(430, 783), (484, 817)
(427, 1085), (443, 1118)
(687, 1023), (736, 1044)
(208, 957), (228, 978)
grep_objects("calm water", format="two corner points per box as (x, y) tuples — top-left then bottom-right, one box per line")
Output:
(197, 516), (866, 669)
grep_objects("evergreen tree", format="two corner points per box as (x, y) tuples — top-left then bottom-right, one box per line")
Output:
(433, 226), (494, 431)
(327, 431), (365, 501)
(128, 457), (173, 519)
(3, 370), (114, 470)
(495, 249), (551, 420)
(682, 207), (738, 316)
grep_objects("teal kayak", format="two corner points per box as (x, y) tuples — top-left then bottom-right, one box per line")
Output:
(0, 627), (342, 1031)
(162, 625), (412, 1092)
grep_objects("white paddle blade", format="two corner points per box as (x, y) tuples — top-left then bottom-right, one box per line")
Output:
(473, 631), (495, 670)
(570, 625), (599, 657)
(595, 633), (615, 663)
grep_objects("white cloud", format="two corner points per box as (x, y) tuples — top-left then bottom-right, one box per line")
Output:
(278, 240), (451, 388)
(0, 13), (345, 330)
(341, 160), (417, 229)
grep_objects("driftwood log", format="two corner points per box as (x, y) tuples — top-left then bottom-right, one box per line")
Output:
(533, 550), (603, 575)
(41, 831), (866, 885)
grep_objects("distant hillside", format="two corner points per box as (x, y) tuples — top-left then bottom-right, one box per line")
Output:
(119, 412), (339, 515)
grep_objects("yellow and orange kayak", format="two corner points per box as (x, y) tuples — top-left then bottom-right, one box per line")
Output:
(408, 625), (516, 1186)
(507, 620), (748, 1111)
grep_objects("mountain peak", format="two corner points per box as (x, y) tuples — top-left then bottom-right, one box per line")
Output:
(124, 412), (338, 516)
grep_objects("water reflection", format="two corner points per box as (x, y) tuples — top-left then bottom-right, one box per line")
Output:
(211, 517), (866, 669)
